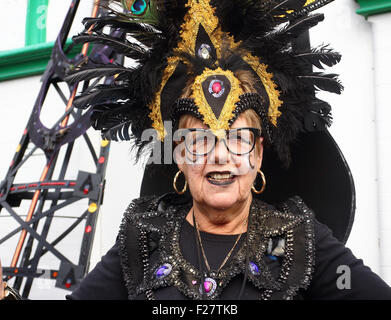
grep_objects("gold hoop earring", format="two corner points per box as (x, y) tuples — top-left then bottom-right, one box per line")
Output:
(252, 170), (266, 194)
(173, 170), (188, 194)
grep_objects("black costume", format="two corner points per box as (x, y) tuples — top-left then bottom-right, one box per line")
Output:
(67, 193), (391, 300)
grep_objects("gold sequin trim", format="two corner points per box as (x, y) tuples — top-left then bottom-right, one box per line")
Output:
(242, 54), (282, 127)
(176, 0), (240, 59)
(148, 56), (179, 140)
(305, 0), (316, 5)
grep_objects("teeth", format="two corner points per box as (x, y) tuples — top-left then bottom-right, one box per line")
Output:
(208, 173), (233, 180)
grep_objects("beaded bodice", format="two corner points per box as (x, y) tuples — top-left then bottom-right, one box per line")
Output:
(118, 193), (315, 300)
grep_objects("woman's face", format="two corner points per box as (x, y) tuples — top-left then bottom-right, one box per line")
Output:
(175, 113), (264, 210)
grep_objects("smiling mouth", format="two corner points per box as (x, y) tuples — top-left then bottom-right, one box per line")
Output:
(206, 171), (236, 186)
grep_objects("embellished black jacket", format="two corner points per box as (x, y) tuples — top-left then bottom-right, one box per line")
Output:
(68, 193), (391, 300)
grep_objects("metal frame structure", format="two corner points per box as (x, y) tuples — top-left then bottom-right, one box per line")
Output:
(0, 0), (114, 298)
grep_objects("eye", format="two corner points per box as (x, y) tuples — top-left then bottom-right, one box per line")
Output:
(194, 134), (208, 144)
(229, 131), (252, 145)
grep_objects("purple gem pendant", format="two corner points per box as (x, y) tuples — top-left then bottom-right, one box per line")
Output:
(199, 277), (217, 296)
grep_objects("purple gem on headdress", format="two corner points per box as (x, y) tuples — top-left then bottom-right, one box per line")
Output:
(249, 262), (260, 275)
(155, 263), (172, 279)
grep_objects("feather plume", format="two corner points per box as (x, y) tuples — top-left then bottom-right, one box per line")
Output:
(73, 85), (131, 109)
(298, 72), (343, 94)
(72, 33), (149, 60)
(102, 120), (133, 141)
(65, 64), (134, 84)
(288, 0), (335, 20)
(304, 98), (333, 131)
(98, 0), (160, 25)
(82, 15), (161, 36)
(271, 13), (324, 41)
(262, 0), (307, 18)
(294, 45), (341, 69)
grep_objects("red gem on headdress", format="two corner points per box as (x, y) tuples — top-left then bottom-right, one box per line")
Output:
(212, 82), (222, 94)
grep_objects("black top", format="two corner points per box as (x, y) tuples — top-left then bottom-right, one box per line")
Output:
(68, 213), (391, 300)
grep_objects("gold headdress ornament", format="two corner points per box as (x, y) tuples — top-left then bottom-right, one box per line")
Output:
(69, 0), (342, 166)
(148, 0), (282, 139)
(66, 0), (356, 249)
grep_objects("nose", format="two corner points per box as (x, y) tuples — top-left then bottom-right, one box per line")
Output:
(209, 138), (230, 164)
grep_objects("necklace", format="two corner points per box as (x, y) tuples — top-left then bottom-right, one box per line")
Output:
(192, 209), (248, 296)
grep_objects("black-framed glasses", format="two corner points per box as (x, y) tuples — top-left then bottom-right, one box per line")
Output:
(176, 127), (262, 156)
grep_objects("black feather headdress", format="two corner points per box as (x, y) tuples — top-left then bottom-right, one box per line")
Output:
(66, 0), (342, 166)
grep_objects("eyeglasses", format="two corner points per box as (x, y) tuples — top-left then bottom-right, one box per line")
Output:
(176, 127), (261, 156)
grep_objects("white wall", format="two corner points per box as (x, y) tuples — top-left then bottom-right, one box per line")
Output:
(368, 12), (391, 285)
(311, 0), (391, 285)
(0, 0), (389, 299)
(311, 0), (381, 273)
(0, 0), (27, 51)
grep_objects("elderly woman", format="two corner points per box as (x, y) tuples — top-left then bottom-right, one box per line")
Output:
(69, 107), (391, 300)
(2, 0), (391, 300)
(66, 82), (391, 301)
